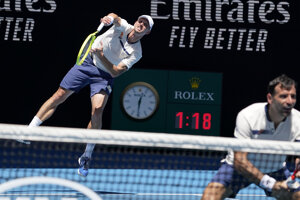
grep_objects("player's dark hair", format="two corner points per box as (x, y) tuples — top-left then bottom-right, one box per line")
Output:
(268, 74), (297, 95)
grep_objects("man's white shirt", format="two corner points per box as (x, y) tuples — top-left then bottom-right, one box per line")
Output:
(91, 18), (142, 75)
(224, 102), (300, 172)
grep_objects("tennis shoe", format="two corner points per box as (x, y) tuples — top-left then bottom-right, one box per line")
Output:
(78, 156), (90, 177)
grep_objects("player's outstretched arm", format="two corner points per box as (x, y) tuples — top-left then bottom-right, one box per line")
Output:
(234, 151), (294, 198)
(233, 151), (265, 186)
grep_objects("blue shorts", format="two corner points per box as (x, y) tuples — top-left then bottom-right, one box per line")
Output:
(211, 162), (299, 197)
(60, 54), (114, 97)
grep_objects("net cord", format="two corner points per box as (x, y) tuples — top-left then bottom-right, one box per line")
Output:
(0, 123), (299, 155)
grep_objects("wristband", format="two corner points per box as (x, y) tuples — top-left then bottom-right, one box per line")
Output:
(107, 16), (114, 25)
(259, 175), (276, 191)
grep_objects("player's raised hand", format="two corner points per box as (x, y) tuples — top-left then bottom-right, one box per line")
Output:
(101, 16), (114, 26)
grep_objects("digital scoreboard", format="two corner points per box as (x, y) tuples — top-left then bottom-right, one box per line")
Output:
(111, 69), (222, 136)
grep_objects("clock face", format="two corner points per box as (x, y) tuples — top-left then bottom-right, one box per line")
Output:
(121, 82), (159, 120)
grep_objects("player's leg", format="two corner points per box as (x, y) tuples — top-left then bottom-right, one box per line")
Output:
(77, 57), (113, 176)
(78, 90), (109, 177)
(17, 87), (74, 144)
(80, 66), (112, 159)
(89, 90), (109, 129)
(84, 90), (109, 156)
(29, 61), (91, 128)
(29, 87), (74, 126)
(201, 162), (251, 200)
(201, 182), (231, 200)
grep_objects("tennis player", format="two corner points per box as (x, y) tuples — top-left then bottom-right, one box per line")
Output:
(27, 13), (154, 177)
(201, 74), (300, 200)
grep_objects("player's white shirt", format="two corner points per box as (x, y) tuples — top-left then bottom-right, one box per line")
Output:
(225, 102), (300, 172)
(91, 18), (142, 75)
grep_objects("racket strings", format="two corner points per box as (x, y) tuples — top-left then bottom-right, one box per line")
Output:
(76, 23), (104, 65)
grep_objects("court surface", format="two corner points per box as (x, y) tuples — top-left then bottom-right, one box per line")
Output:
(0, 168), (275, 200)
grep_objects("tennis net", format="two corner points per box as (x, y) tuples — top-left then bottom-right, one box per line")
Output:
(0, 123), (299, 200)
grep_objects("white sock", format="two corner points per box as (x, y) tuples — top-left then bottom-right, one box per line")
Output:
(28, 116), (43, 127)
(82, 143), (95, 158)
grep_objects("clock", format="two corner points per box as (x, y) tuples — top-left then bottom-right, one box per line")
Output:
(121, 82), (159, 120)
(111, 69), (222, 136)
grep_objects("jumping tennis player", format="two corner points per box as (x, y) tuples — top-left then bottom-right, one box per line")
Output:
(27, 13), (154, 177)
(201, 74), (300, 200)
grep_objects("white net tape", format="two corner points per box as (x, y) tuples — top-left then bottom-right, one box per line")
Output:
(0, 123), (300, 155)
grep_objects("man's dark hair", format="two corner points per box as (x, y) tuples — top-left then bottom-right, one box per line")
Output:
(268, 74), (297, 95)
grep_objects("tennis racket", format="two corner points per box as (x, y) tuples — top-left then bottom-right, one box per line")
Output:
(76, 23), (104, 65)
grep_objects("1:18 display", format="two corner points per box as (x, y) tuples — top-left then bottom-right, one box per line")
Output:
(175, 112), (211, 130)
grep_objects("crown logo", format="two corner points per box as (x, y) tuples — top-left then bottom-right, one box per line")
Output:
(189, 77), (201, 90)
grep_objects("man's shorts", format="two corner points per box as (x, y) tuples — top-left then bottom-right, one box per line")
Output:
(60, 54), (114, 97)
(211, 162), (299, 198)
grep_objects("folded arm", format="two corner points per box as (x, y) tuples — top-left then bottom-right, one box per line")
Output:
(90, 45), (127, 78)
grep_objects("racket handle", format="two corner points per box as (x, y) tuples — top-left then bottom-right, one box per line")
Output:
(97, 23), (104, 32)
(291, 169), (298, 180)
(285, 169), (298, 183)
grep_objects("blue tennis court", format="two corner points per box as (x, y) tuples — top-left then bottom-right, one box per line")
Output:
(0, 168), (275, 199)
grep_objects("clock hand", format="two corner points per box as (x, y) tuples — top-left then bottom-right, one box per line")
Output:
(137, 93), (144, 117)
(137, 97), (142, 117)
